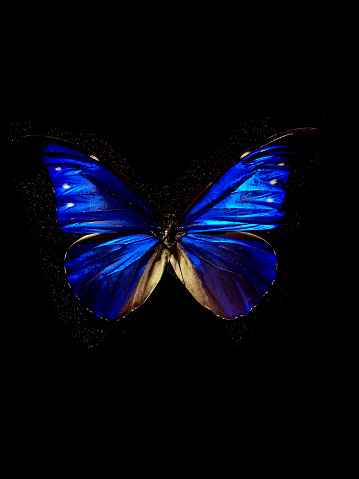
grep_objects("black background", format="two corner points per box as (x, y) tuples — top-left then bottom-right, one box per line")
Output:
(3, 7), (346, 472)
(5, 31), (330, 421)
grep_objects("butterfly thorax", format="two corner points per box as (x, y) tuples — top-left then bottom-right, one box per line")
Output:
(156, 216), (184, 250)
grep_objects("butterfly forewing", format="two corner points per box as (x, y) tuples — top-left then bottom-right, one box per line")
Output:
(42, 142), (159, 234)
(179, 128), (317, 233)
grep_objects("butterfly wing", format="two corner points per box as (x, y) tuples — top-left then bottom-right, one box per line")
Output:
(41, 141), (159, 234)
(171, 128), (317, 319)
(65, 233), (169, 320)
(39, 140), (168, 320)
(179, 128), (317, 233)
(171, 231), (277, 319)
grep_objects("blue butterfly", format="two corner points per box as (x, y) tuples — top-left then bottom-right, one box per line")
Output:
(39, 128), (317, 320)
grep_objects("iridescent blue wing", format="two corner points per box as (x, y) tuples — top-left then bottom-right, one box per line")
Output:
(39, 140), (169, 320)
(171, 128), (317, 319)
(171, 231), (277, 319)
(179, 128), (317, 233)
(65, 233), (169, 320)
(41, 142), (159, 234)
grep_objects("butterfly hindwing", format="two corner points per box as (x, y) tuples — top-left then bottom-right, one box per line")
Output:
(171, 231), (277, 319)
(65, 233), (170, 320)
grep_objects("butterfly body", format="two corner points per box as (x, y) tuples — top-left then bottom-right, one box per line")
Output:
(32, 128), (317, 321)
(151, 216), (179, 251)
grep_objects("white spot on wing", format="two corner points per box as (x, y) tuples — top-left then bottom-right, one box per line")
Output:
(63, 183), (70, 189)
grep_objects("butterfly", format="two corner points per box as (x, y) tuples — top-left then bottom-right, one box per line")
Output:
(34, 127), (317, 321)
